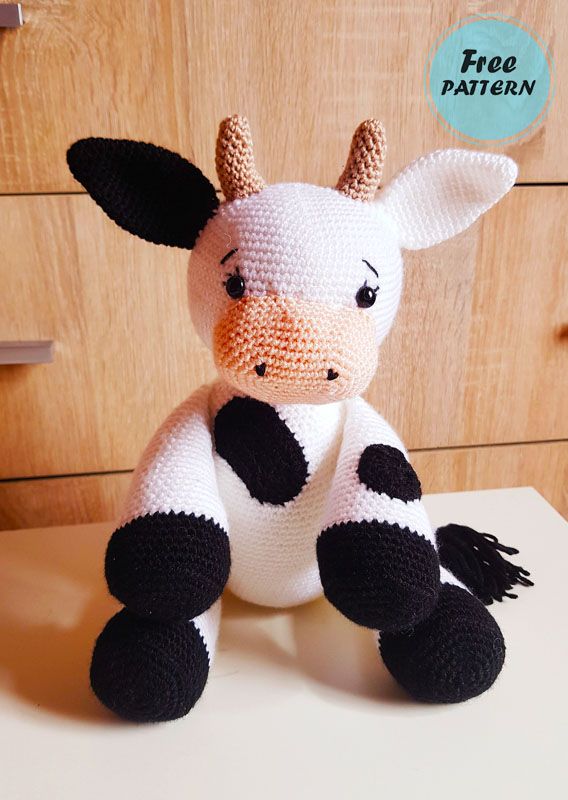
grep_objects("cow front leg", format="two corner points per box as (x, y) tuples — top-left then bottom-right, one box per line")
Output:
(317, 398), (439, 632)
(91, 387), (230, 721)
(91, 601), (221, 722)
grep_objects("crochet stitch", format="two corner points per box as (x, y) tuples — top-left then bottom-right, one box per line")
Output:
(336, 119), (387, 201)
(68, 115), (531, 722)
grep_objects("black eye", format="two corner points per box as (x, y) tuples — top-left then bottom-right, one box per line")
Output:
(356, 284), (377, 308)
(225, 274), (245, 300)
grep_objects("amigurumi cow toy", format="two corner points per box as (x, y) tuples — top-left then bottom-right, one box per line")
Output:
(67, 116), (532, 722)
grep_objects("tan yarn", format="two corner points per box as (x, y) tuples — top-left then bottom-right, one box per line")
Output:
(215, 115), (266, 201)
(213, 295), (378, 405)
(336, 119), (387, 201)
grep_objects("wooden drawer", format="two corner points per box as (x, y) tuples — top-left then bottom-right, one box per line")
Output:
(0, 194), (216, 478)
(0, 441), (565, 529)
(1, 186), (566, 480)
(0, 0), (565, 193)
(370, 185), (568, 448)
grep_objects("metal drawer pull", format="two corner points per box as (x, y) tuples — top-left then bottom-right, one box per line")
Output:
(0, 340), (54, 365)
(0, 3), (24, 27)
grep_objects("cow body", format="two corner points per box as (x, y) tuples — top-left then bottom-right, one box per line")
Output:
(212, 382), (344, 607)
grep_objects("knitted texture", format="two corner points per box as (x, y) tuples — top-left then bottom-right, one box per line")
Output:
(66, 138), (219, 248)
(321, 396), (436, 545)
(216, 115), (266, 201)
(214, 396), (309, 505)
(68, 118), (527, 717)
(317, 520), (440, 631)
(358, 443), (422, 501)
(213, 295), (378, 404)
(105, 511), (230, 621)
(189, 182), (403, 364)
(336, 119), (387, 201)
(119, 385), (229, 529)
(90, 609), (210, 722)
(380, 149), (517, 249)
(380, 584), (506, 703)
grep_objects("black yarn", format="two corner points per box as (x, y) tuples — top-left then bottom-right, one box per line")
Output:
(317, 520), (440, 631)
(380, 584), (505, 703)
(357, 444), (422, 502)
(214, 397), (309, 505)
(220, 247), (238, 265)
(66, 138), (219, 248)
(437, 523), (533, 605)
(91, 609), (209, 722)
(105, 511), (230, 621)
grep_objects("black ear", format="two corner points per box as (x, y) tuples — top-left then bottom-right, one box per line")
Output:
(66, 138), (219, 249)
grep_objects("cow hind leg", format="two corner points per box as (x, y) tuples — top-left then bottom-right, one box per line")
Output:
(378, 579), (505, 703)
(378, 523), (532, 703)
(90, 600), (221, 722)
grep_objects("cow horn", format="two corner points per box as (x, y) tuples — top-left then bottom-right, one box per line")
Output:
(336, 120), (386, 201)
(215, 115), (266, 201)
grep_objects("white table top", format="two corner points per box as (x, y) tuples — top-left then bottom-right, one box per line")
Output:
(0, 487), (566, 799)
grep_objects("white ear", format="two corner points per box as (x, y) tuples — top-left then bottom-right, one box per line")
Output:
(378, 150), (517, 250)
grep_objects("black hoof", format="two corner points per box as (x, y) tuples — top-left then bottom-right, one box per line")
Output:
(317, 520), (440, 631)
(380, 584), (505, 703)
(91, 609), (210, 722)
(105, 511), (230, 621)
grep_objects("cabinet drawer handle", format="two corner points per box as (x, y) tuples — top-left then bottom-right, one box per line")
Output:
(0, 3), (24, 27)
(0, 341), (53, 365)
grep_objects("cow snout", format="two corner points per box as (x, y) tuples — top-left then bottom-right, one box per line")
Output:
(213, 296), (377, 404)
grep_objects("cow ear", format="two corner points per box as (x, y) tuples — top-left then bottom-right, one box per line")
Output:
(67, 138), (219, 249)
(377, 149), (517, 250)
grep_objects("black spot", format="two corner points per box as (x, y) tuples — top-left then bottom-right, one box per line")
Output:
(214, 397), (308, 505)
(105, 511), (230, 621)
(327, 368), (339, 381)
(255, 362), (266, 377)
(380, 584), (505, 703)
(91, 609), (209, 722)
(317, 520), (439, 631)
(358, 444), (421, 501)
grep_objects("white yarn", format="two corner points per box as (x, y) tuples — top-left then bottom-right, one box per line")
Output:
(189, 183), (403, 352)
(120, 148), (516, 614)
(121, 381), (433, 609)
(379, 149), (517, 250)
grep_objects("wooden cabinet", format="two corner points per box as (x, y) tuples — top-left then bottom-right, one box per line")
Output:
(0, 194), (213, 477)
(371, 186), (568, 449)
(1, 441), (566, 529)
(0, 0), (566, 192)
(0, 0), (566, 524)
(1, 187), (566, 479)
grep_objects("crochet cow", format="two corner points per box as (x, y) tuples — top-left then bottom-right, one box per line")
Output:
(67, 117), (531, 722)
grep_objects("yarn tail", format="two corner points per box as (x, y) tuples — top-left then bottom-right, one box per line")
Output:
(437, 523), (533, 605)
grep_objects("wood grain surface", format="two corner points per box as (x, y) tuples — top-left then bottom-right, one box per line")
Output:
(1, 185), (566, 478)
(1, 440), (565, 530)
(0, 0), (565, 193)
(0, 0), (565, 528)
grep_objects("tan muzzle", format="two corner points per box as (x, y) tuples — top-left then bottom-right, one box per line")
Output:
(213, 296), (378, 404)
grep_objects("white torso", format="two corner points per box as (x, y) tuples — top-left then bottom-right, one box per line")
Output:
(209, 381), (345, 607)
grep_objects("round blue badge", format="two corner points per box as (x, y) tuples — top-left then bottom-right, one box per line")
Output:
(425, 15), (554, 145)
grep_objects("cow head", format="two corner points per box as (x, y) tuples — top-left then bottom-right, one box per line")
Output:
(68, 116), (516, 405)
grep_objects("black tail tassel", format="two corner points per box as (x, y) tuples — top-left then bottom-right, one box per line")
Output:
(437, 523), (533, 605)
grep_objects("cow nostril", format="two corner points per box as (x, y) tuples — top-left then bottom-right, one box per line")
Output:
(255, 363), (266, 377)
(327, 369), (339, 381)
